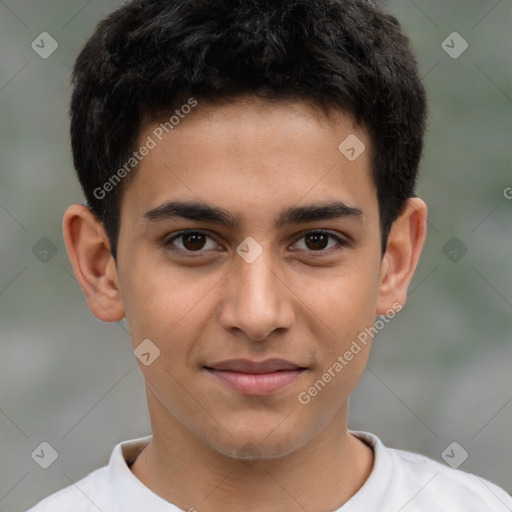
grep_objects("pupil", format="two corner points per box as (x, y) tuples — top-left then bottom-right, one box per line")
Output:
(184, 233), (206, 251)
(306, 233), (328, 250)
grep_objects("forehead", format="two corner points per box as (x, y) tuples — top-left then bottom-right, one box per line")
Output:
(120, 97), (378, 230)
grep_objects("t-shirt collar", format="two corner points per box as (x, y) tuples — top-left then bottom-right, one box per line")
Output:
(106, 431), (391, 511)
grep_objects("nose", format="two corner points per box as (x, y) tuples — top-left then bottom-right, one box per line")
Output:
(217, 245), (295, 342)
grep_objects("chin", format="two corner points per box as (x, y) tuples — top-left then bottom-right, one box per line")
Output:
(200, 421), (311, 462)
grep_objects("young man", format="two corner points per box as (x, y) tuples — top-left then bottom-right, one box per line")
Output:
(27, 0), (512, 510)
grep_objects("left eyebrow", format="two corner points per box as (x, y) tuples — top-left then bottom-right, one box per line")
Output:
(142, 200), (364, 230)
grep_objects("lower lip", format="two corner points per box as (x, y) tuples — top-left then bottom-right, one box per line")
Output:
(206, 369), (304, 395)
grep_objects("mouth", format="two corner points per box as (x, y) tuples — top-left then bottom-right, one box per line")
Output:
(204, 358), (307, 395)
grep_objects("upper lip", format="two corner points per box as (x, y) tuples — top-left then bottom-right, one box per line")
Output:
(205, 358), (305, 374)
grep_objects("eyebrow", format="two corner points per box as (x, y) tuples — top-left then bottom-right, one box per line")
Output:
(142, 201), (364, 229)
(142, 200), (364, 230)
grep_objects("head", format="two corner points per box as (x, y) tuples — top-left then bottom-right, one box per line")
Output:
(64, 0), (428, 460)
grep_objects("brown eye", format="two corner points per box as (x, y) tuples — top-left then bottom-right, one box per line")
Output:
(166, 231), (217, 254)
(292, 231), (346, 253)
(304, 232), (330, 250)
(180, 232), (208, 251)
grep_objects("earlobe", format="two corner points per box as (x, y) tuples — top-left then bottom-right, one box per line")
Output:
(376, 198), (427, 315)
(62, 204), (125, 322)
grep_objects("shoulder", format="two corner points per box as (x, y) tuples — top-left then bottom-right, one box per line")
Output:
(25, 466), (110, 512)
(25, 435), (152, 512)
(390, 446), (512, 509)
(353, 431), (512, 511)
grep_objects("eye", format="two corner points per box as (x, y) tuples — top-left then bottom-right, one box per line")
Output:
(290, 230), (347, 254)
(165, 230), (219, 256)
(164, 229), (347, 257)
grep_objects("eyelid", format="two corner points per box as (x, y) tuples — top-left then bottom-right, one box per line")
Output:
(164, 229), (350, 257)
(164, 229), (222, 257)
(289, 229), (350, 255)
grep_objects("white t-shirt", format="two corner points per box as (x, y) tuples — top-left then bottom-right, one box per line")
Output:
(26, 431), (512, 511)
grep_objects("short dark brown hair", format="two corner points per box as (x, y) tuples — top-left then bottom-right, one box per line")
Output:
(70, 0), (428, 260)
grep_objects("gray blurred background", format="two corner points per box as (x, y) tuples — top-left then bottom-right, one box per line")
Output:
(0, 0), (511, 510)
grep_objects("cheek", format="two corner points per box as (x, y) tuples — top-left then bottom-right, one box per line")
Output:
(120, 259), (219, 355)
(301, 267), (380, 392)
(308, 264), (380, 335)
(118, 256), (179, 341)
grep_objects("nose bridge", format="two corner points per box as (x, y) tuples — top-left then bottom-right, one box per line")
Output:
(219, 241), (293, 340)
(238, 246), (279, 301)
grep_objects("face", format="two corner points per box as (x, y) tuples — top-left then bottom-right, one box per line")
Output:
(111, 97), (398, 459)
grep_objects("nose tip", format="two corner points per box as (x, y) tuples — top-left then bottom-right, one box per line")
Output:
(218, 253), (295, 342)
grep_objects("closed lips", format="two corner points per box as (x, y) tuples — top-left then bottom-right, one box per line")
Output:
(204, 358), (306, 374)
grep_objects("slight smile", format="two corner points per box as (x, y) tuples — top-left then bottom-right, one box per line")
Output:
(204, 358), (308, 395)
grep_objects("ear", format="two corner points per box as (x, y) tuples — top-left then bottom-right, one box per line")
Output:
(376, 197), (427, 315)
(62, 204), (125, 322)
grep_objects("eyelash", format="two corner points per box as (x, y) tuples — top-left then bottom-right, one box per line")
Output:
(164, 230), (349, 258)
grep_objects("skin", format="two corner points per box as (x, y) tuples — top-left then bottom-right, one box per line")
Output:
(63, 96), (427, 511)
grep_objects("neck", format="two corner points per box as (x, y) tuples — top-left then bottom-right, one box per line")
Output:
(130, 389), (374, 512)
